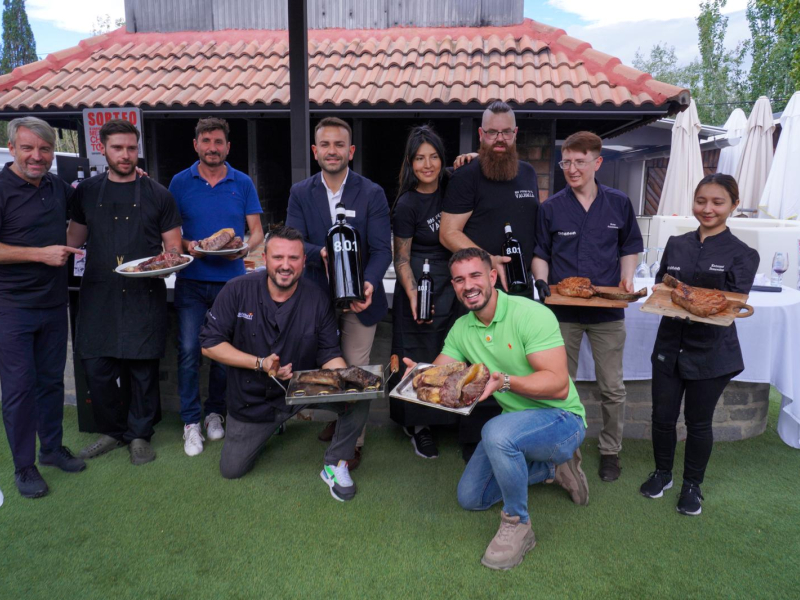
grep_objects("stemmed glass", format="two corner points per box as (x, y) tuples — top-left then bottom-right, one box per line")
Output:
(635, 248), (651, 279)
(649, 247), (664, 278)
(771, 252), (789, 287)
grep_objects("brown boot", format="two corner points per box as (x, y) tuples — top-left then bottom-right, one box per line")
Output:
(318, 420), (336, 442)
(554, 448), (589, 505)
(480, 512), (536, 570)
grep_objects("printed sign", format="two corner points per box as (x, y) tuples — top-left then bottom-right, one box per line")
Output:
(82, 108), (144, 167)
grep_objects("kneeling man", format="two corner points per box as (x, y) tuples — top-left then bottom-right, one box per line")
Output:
(405, 248), (588, 570)
(200, 226), (369, 501)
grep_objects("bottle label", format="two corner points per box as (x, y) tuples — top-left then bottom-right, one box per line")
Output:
(333, 239), (358, 252)
(505, 246), (521, 255)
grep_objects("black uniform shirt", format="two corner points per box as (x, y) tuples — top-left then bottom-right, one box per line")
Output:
(200, 273), (342, 423)
(443, 159), (539, 263)
(393, 189), (450, 260)
(534, 182), (643, 324)
(652, 228), (759, 380)
(0, 163), (74, 308)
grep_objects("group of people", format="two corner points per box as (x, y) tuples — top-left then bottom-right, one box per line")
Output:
(0, 101), (759, 570)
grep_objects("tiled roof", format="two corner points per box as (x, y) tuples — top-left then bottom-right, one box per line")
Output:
(0, 19), (689, 112)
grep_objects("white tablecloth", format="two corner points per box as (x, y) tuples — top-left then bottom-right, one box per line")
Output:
(567, 279), (800, 448)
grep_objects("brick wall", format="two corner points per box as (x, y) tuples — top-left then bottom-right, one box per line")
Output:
(516, 120), (553, 203)
(576, 379), (770, 441)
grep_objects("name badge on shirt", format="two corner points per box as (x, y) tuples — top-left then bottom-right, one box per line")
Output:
(345, 209), (356, 218)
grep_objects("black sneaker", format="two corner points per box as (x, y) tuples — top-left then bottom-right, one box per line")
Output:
(677, 483), (704, 516)
(39, 446), (87, 473)
(599, 454), (621, 482)
(411, 428), (439, 459)
(15, 466), (49, 499)
(640, 470), (673, 499)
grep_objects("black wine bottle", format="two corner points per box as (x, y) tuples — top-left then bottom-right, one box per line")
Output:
(326, 203), (365, 308)
(417, 259), (433, 320)
(502, 222), (528, 293)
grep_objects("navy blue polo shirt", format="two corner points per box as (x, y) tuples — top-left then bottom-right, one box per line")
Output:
(0, 162), (74, 308)
(199, 273), (342, 423)
(534, 182), (643, 324)
(169, 161), (262, 282)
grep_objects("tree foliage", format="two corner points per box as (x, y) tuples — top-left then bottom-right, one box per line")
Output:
(91, 14), (126, 36)
(0, 0), (37, 75)
(760, 0), (800, 92)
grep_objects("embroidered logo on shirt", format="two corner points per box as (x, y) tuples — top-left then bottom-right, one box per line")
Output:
(709, 264), (726, 272)
(427, 213), (442, 233)
(657, 354), (665, 362)
(607, 222), (619, 229)
(557, 231), (577, 236)
(508, 343), (513, 350)
(209, 311), (217, 321)
(667, 266), (681, 271)
(485, 335), (492, 342)
(237, 312), (254, 321)
(514, 190), (537, 199)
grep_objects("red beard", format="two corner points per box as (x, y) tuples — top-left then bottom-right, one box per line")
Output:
(478, 141), (519, 181)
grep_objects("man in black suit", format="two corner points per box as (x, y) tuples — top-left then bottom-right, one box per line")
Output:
(286, 117), (392, 466)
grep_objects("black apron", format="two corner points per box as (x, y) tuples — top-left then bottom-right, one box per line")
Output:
(390, 253), (458, 427)
(76, 174), (168, 360)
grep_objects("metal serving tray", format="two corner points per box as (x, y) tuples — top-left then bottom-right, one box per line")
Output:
(284, 364), (384, 406)
(389, 363), (479, 416)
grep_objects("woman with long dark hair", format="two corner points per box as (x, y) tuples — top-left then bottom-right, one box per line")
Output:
(640, 174), (759, 515)
(390, 125), (458, 458)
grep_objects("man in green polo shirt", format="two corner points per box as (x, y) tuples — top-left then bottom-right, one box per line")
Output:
(403, 247), (588, 570)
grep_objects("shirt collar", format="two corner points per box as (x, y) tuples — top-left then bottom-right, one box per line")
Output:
(190, 161), (235, 182)
(1, 162), (51, 188)
(693, 227), (732, 244)
(565, 179), (604, 204)
(320, 168), (349, 196)
(467, 289), (508, 328)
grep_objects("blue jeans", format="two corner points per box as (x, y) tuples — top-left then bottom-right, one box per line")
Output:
(457, 408), (585, 523)
(175, 278), (227, 425)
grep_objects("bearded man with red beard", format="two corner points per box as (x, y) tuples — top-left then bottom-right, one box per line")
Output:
(440, 100), (541, 461)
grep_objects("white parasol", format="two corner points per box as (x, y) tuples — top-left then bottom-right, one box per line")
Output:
(657, 99), (704, 216)
(758, 91), (800, 219)
(716, 108), (748, 176)
(735, 96), (774, 214)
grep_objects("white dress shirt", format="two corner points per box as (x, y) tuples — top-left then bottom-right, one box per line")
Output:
(320, 168), (349, 223)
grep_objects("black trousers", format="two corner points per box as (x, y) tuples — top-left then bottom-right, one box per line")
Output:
(0, 305), (67, 471)
(651, 366), (733, 485)
(81, 357), (160, 443)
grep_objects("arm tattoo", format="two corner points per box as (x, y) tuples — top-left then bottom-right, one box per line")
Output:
(393, 236), (416, 291)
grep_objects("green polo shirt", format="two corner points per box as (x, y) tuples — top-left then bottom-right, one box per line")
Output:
(441, 290), (586, 425)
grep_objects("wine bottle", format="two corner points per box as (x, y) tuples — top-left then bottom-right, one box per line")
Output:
(326, 203), (365, 308)
(90, 165), (98, 177)
(417, 259), (433, 321)
(502, 222), (528, 293)
(71, 167), (85, 188)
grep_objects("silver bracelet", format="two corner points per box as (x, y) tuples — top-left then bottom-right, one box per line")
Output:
(255, 356), (264, 372)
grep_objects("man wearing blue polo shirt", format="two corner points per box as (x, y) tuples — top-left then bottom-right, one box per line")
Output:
(169, 117), (264, 457)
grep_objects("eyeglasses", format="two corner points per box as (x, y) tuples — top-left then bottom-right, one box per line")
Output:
(483, 129), (516, 140)
(558, 158), (598, 170)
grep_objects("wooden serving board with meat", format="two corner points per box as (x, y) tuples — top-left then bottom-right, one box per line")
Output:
(389, 362), (490, 415)
(284, 364), (385, 405)
(544, 277), (647, 308)
(639, 275), (754, 326)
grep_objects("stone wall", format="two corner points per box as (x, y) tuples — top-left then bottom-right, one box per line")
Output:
(516, 120), (553, 202)
(577, 379), (770, 441)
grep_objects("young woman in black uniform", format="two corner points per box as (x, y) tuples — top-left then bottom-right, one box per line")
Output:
(390, 126), (458, 458)
(640, 174), (759, 515)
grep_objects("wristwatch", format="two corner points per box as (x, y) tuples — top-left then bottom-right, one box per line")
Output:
(498, 373), (511, 393)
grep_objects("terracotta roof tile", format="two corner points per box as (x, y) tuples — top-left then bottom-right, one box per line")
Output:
(0, 18), (689, 112)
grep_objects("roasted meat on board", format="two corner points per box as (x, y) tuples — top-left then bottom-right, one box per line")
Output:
(556, 277), (646, 301)
(662, 274), (729, 318)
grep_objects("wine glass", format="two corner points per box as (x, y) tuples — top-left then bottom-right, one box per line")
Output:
(771, 252), (788, 287)
(635, 248), (651, 279)
(649, 247), (664, 278)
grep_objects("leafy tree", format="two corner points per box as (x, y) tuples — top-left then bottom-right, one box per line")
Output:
(760, 0), (800, 91)
(633, 43), (701, 92)
(91, 14), (126, 36)
(746, 1), (797, 112)
(0, 0), (36, 74)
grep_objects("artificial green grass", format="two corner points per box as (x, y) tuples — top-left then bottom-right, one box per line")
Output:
(1, 393), (798, 600)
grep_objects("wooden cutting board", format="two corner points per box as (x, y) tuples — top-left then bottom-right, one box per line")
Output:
(639, 284), (752, 326)
(545, 285), (633, 308)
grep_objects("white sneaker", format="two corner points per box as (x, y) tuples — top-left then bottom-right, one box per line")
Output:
(183, 423), (205, 456)
(320, 460), (357, 501)
(204, 413), (226, 441)
(0, 485), (4, 507)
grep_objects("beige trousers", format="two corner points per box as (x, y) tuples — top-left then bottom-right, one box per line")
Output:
(559, 320), (627, 455)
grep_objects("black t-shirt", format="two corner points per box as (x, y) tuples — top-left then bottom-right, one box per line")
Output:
(392, 189), (450, 259)
(0, 163), (74, 308)
(443, 159), (540, 263)
(71, 175), (182, 259)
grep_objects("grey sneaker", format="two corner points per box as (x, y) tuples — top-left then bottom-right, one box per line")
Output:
(204, 413), (225, 441)
(79, 435), (123, 460)
(320, 460), (356, 502)
(129, 439), (156, 466)
(480, 512), (537, 570)
(554, 448), (589, 506)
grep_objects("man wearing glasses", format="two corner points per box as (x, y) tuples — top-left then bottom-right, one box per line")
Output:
(532, 131), (643, 483)
(440, 100), (540, 461)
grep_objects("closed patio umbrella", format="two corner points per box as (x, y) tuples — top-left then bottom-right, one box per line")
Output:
(657, 99), (704, 216)
(735, 96), (774, 214)
(716, 108), (747, 176)
(759, 91), (800, 219)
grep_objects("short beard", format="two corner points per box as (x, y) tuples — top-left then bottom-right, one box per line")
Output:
(318, 157), (347, 175)
(460, 288), (492, 313)
(107, 160), (136, 178)
(267, 269), (301, 291)
(478, 142), (519, 182)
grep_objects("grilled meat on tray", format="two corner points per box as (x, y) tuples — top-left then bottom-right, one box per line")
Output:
(338, 366), (381, 390)
(557, 277), (597, 298)
(662, 274), (729, 318)
(124, 252), (189, 272)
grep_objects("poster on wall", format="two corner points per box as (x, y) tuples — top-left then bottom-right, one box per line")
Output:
(82, 107), (144, 168)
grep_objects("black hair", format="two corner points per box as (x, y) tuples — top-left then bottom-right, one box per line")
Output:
(195, 117), (230, 143)
(694, 173), (740, 204)
(448, 247), (492, 271)
(266, 226), (305, 250)
(99, 119), (140, 145)
(393, 124), (449, 213)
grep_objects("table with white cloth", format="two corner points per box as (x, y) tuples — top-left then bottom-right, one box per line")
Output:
(562, 279), (800, 447)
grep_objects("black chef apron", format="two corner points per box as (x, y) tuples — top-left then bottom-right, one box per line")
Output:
(76, 174), (168, 360)
(390, 253), (458, 427)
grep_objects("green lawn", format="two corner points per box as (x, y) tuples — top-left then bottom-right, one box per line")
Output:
(1, 392), (798, 600)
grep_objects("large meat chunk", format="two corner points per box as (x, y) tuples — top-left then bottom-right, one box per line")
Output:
(459, 364), (490, 406)
(125, 252), (189, 272)
(297, 369), (343, 390)
(199, 228), (235, 251)
(557, 277), (597, 299)
(662, 274), (728, 318)
(440, 364), (488, 408)
(412, 362), (467, 389)
(336, 366), (381, 390)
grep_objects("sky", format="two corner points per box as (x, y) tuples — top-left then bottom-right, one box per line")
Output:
(10, 0), (750, 68)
